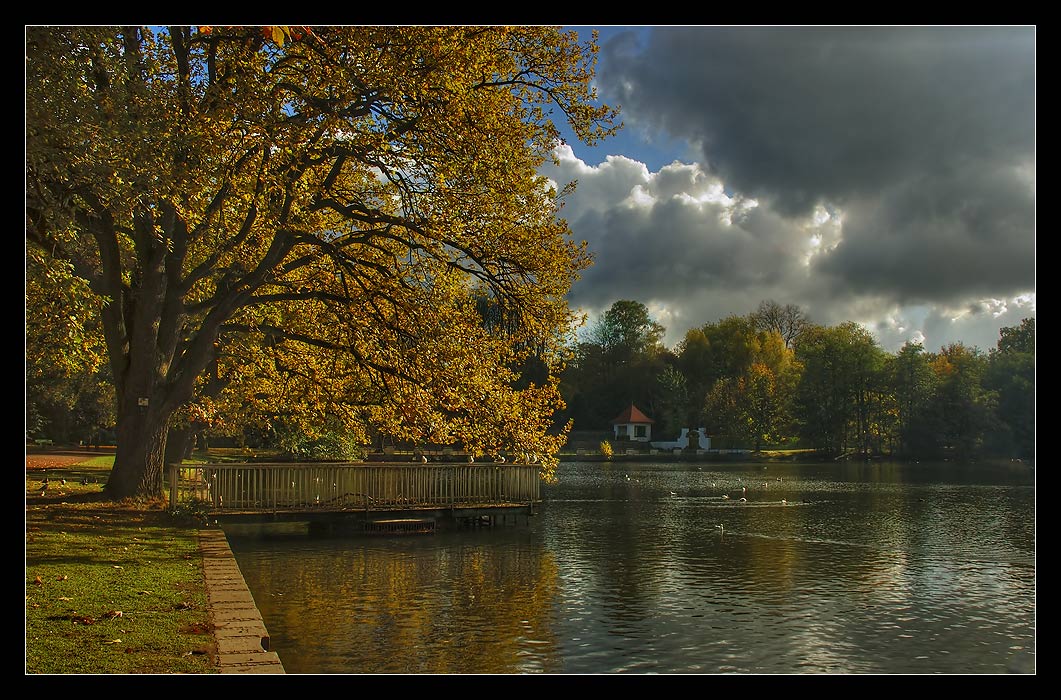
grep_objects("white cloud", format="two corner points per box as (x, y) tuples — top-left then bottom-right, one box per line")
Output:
(544, 147), (1034, 353)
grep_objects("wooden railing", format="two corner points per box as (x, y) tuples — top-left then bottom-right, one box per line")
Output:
(168, 462), (542, 513)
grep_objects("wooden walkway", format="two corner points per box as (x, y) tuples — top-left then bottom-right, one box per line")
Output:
(169, 462), (542, 527)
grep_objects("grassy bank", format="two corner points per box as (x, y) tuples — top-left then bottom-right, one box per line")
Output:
(25, 455), (216, 674)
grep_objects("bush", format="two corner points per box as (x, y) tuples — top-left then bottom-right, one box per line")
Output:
(276, 427), (365, 461)
(599, 440), (613, 459)
(169, 497), (214, 526)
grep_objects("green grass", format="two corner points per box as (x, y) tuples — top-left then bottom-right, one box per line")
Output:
(26, 456), (216, 674)
(75, 455), (117, 468)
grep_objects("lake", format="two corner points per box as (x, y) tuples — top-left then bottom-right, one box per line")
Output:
(224, 460), (1036, 674)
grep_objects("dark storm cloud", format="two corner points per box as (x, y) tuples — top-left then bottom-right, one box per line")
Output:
(599, 26), (1035, 216)
(814, 166), (1036, 303)
(567, 202), (763, 309)
(562, 25), (1036, 347)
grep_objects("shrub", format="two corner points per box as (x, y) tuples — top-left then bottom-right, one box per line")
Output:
(599, 440), (613, 459)
(275, 427), (365, 461)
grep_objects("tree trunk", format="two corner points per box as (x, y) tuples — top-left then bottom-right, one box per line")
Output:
(165, 425), (194, 467)
(105, 399), (171, 499)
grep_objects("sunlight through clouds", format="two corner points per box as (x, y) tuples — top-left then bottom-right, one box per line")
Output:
(548, 26), (1034, 353)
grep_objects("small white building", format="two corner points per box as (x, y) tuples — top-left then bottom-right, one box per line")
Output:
(651, 428), (710, 451)
(611, 404), (655, 442)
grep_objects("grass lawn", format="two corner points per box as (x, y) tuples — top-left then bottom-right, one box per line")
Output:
(25, 454), (217, 674)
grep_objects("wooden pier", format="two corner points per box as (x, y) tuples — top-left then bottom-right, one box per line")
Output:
(167, 462), (542, 530)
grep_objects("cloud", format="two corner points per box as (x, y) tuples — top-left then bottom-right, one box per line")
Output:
(544, 147), (840, 341)
(544, 145), (1034, 353)
(599, 27), (1035, 216)
(552, 26), (1035, 352)
(814, 165), (1036, 304)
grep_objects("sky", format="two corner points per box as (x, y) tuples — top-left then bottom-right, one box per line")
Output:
(542, 26), (1036, 353)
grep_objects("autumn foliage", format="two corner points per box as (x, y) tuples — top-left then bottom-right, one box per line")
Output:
(26, 26), (618, 496)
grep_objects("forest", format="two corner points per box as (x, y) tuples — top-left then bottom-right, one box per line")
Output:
(559, 300), (1035, 460)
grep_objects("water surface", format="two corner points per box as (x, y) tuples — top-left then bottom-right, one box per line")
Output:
(226, 461), (1035, 674)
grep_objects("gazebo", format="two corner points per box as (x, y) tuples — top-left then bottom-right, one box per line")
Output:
(611, 404), (654, 442)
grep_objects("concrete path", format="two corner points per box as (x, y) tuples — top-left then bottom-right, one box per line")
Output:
(199, 530), (286, 674)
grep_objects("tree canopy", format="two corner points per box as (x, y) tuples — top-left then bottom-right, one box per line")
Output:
(559, 292), (1032, 461)
(26, 26), (618, 496)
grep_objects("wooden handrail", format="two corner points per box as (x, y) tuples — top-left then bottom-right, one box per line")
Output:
(167, 462), (542, 514)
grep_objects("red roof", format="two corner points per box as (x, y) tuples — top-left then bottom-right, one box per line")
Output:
(610, 404), (655, 425)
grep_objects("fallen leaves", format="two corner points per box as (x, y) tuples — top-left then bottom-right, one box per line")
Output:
(102, 610), (123, 619)
(33, 575), (44, 586)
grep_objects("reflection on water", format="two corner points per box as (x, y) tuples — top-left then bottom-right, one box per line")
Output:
(226, 461), (1035, 674)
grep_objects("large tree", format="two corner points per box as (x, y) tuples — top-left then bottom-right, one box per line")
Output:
(750, 299), (809, 350)
(26, 248), (114, 444)
(589, 299), (666, 366)
(984, 319), (1035, 458)
(889, 342), (936, 457)
(26, 26), (617, 497)
(793, 322), (887, 455)
(928, 343), (996, 460)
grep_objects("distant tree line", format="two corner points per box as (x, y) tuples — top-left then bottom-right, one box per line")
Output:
(559, 301), (1035, 460)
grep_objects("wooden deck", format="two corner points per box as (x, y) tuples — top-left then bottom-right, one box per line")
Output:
(168, 462), (542, 528)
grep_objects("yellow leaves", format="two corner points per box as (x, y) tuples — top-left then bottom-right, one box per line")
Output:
(29, 26), (607, 481)
(270, 26), (288, 47)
